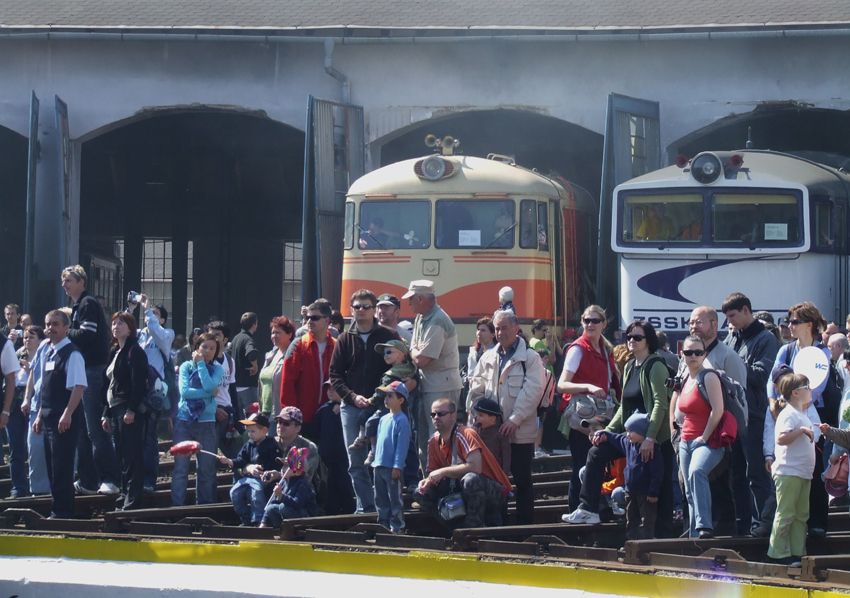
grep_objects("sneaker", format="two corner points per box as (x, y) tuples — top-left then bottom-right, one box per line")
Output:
(143, 484), (156, 494)
(74, 481), (97, 496)
(534, 447), (549, 459)
(611, 504), (625, 517)
(561, 508), (600, 525)
(698, 529), (714, 540)
(98, 482), (120, 495)
(364, 449), (375, 466)
(348, 436), (369, 450)
(809, 527), (826, 538)
(750, 525), (771, 538)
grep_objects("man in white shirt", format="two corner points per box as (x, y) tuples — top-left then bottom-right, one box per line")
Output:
(31, 310), (87, 519)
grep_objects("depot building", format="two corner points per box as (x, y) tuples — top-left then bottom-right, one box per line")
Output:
(2, 0), (850, 340)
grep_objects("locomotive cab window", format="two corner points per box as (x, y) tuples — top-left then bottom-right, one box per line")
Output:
(358, 200), (431, 249)
(620, 194), (703, 243)
(435, 199), (515, 249)
(344, 202), (355, 250)
(711, 193), (800, 246)
(812, 199), (845, 252)
(519, 199), (550, 251)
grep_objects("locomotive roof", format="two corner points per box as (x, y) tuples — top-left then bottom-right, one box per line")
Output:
(351, 155), (564, 198)
(624, 150), (850, 198)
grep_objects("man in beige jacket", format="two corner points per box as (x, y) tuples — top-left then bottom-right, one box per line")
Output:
(467, 310), (544, 525)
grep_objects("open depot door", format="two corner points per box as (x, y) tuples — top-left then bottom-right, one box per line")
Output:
(596, 93), (661, 332)
(301, 96), (365, 310)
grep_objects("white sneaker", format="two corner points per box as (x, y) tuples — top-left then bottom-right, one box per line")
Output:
(612, 505), (625, 517)
(561, 508), (600, 524)
(74, 480), (97, 495)
(98, 482), (120, 495)
(534, 447), (549, 459)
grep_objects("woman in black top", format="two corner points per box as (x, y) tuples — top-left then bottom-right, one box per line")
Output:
(101, 312), (150, 510)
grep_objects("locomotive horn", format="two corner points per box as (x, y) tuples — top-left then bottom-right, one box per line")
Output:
(442, 135), (455, 148)
(425, 134), (438, 148)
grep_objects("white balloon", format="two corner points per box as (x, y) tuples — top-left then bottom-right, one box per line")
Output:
(792, 346), (830, 388)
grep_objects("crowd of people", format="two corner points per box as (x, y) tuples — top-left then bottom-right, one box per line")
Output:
(2, 268), (850, 562)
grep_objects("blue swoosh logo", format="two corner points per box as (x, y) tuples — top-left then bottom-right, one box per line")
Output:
(636, 258), (763, 304)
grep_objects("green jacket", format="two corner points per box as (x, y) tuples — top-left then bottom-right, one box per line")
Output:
(608, 354), (671, 444)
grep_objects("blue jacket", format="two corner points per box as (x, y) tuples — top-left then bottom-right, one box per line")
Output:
(373, 411), (411, 470)
(603, 431), (664, 498)
(272, 474), (318, 516)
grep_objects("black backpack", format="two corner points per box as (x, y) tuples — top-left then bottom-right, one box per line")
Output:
(696, 369), (749, 438)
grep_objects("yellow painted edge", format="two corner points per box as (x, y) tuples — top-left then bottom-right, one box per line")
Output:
(0, 534), (840, 598)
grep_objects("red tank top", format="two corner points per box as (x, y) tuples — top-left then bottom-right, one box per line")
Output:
(678, 380), (712, 442)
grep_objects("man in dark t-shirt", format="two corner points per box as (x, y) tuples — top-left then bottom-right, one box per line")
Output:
(228, 312), (260, 414)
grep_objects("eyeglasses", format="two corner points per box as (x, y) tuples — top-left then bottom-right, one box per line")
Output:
(305, 315), (326, 322)
(383, 350), (397, 356)
(626, 334), (646, 342)
(352, 304), (374, 311)
(787, 318), (804, 326)
(430, 410), (455, 418)
(682, 349), (706, 357)
(687, 320), (706, 327)
(583, 317), (604, 325)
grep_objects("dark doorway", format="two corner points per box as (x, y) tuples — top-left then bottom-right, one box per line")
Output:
(0, 125), (28, 317)
(671, 105), (850, 164)
(380, 109), (603, 200)
(79, 110), (305, 348)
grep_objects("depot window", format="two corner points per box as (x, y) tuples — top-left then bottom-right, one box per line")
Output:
(357, 200), (431, 250)
(710, 193), (801, 245)
(620, 194), (703, 243)
(435, 199), (515, 249)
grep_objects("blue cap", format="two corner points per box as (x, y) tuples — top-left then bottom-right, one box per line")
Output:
(624, 412), (650, 438)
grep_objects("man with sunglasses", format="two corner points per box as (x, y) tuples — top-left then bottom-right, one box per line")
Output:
(414, 398), (512, 528)
(722, 292), (782, 537)
(330, 289), (400, 513)
(266, 407), (321, 495)
(281, 300), (336, 441)
(404, 280), (463, 474)
(682, 305), (748, 535)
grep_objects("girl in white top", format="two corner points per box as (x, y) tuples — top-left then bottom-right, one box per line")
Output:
(768, 372), (815, 564)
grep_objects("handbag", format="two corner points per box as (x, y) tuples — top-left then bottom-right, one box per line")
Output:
(564, 344), (617, 430)
(437, 427), (467, 522)
(825, 453), (849, 498)
(707, 410), (738, 449)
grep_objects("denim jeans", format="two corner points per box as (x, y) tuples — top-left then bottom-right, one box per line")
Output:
(374, 465), (404, 533)
(230, 476), (269, 524)
(27, 408), (50, 494)
(171, 419), (218, 506)
(679, 438), (724, 536)
(76, 366), (121, 489)
(340, 402), (375, 513)
(261, 503), (313, 528)
(7, 400), (30, 496)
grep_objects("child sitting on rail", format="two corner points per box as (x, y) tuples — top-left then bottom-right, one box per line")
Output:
(371, 381), (411, 534)
(259, 446), (318, 528)
(766, 371), (816, 565)
(593, 413), (663, 540)
(218, 413), (281, 526)
(349, 340), (415, 466)
(471, 398), (511, 477)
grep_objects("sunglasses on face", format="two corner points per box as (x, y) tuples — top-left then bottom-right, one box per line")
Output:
(793, 384), (810, 392)
(626, 334), (646, 342)
(305, 315), (326, 322)
(278, 420), (298, 427)
(430, 410), (455, 419)
(352, 304), (374, 311)
(787, 318), (804, 325)
(383, 350), (397, 356)
(682, 349), (706, 357)
(583, 317), (604, 325)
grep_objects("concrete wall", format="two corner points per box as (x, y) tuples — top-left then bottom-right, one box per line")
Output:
(1, 34), (849, 306)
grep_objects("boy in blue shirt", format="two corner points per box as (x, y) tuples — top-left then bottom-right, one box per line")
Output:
(593, 412), (663, 540)
(372, 380), (411, 534)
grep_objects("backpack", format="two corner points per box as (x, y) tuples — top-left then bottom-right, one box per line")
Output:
(520, 353), (555, 409)
(696, 369), (749, 438)
(127, 344), (166, 414)
(640, 354), (676, 400)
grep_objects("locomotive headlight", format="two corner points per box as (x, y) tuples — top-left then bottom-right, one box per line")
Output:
(691, 153), (723, 185)
(421, 156), (446, 181)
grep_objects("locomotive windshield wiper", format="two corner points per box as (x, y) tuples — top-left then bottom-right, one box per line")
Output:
(356, 224), (386, 249)
(483, 222), (517, 250)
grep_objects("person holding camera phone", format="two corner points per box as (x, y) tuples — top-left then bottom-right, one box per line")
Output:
(127, 293), (175, 494)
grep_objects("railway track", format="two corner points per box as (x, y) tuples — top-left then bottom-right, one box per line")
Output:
(4, 446), (850, 589)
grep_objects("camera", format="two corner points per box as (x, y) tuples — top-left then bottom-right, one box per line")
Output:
(665, 375), (685, 392)
(127, 291), (143, 304)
